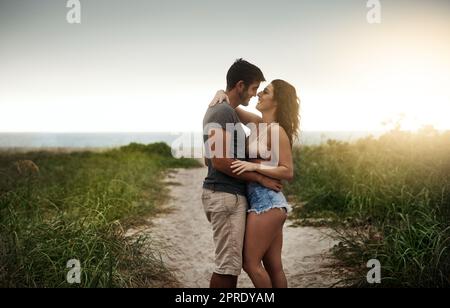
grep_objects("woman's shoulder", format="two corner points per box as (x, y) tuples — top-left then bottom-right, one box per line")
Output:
(268, 123), (291, 148)
(268, 123), (288, 136)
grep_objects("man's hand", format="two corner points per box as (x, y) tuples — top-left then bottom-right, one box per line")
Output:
(258, 175), (283, 192)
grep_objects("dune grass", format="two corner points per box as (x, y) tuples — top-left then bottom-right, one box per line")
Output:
(285, 127), (450, 287)
(0, 142), (201, 287)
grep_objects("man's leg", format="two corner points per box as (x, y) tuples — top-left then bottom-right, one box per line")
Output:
(202, 190), (247, 288)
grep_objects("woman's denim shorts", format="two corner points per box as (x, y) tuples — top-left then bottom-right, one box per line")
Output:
(247, 182), (292, 215)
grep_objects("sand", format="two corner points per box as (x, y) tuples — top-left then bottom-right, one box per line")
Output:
(127, 167), (341, 288)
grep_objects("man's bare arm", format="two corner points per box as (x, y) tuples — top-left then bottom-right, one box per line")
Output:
(207, 128), (282, 191)
(212, 156), (261, 182)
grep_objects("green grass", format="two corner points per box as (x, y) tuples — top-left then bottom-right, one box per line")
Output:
(0, 142), (201, 287)
(285, 127), (450, 287)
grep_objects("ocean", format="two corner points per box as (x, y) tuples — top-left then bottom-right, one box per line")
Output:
(0, 131), (386, 150)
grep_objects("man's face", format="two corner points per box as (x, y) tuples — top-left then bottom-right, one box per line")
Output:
(238, 81), (261, 107)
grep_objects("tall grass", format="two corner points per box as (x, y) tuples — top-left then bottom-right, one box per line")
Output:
(286, 127), (450, 287)
(0, 142), (201, 287)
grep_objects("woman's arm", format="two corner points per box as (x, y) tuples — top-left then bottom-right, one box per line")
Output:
(235, 107), (263, 126)
(231, 125), (294, 181)
(209, 90), (262, 125)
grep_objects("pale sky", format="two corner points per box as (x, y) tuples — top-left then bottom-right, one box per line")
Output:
(1, 0), (449, 132)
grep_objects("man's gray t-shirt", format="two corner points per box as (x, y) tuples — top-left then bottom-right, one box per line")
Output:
(203, 103), (247, 196)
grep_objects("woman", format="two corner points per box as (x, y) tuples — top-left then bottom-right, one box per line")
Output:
(209, 79), (300, 288)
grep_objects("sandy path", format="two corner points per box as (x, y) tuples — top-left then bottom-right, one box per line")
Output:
(130, 167), (340, 288)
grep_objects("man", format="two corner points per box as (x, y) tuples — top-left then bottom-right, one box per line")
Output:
(202, 59), (282, 288)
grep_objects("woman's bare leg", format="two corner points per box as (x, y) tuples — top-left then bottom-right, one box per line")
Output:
(263, 225), (287, 288)
(243, 209), (286, 288)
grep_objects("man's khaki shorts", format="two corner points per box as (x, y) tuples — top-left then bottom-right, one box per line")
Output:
(202, 188), (248, 276)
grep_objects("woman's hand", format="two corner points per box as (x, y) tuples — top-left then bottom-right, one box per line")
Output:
(231, 160), (259, 175)
(209, 90), (230, 107)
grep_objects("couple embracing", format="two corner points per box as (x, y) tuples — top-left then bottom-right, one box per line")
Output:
(202, 59), (300, 288)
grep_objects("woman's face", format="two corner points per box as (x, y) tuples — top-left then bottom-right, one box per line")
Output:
(256, 83), (277, 113)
